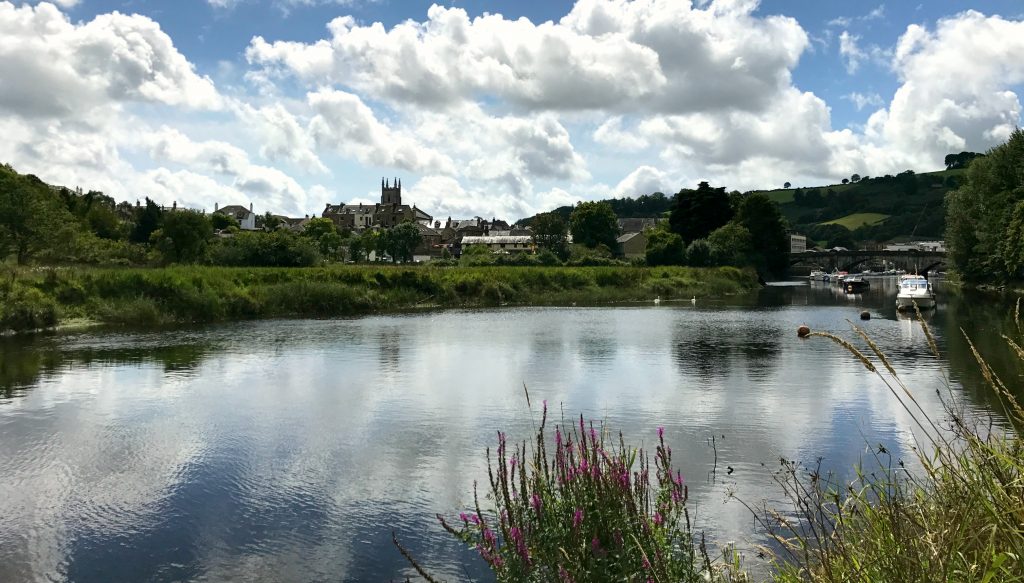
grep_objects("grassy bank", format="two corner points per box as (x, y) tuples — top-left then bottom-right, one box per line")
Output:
(0, 264), (758, 333)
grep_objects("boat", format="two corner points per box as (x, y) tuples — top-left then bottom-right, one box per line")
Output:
(896, 274), (936, 310)
(844, 276), (870, 294)
(809, 269), (829, 282)
(831, 270), (849, 285)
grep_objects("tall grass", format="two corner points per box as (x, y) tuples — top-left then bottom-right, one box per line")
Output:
(748, 306), (1024, 583)
(1, 265), (758, 332)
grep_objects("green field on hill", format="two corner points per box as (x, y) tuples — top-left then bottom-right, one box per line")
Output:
(821, 212), (890, 230)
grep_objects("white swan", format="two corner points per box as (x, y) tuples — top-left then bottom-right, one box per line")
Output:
(653, 295), (661, 305)
(691, 296), (696, 305)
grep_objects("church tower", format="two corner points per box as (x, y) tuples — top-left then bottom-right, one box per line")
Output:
(381, 177), (402, 205)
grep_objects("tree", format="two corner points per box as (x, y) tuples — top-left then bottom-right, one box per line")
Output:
(945, 129), (1024, 282)
(130, 198), (163, 243)
(261, 212), (283, 231)
(1001, 200), (1024, 278)
(153, 210), (213, 263)
(669, 182), (733, 245)
(302, 217), (343, 259)
(531, 212), (569, 259)
(784, 182), (791, 189)
(378, 222), (422, 263)
(644, 227), (685, 266)
(211, 212), (239, 231)
(568, 201), (620, 249)
(685, 239), (712, 267)
(707, 222), (754, 267)
(736, 193), (789, 276)
(851, 174), (861, 183)
(841, 178), (849, 185)
(0, 168), (67, 264)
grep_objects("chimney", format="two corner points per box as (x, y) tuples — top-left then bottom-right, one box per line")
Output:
(172, 200), (177, 210)
(214, 202), (218, 211)
(249, 202), (253, 212)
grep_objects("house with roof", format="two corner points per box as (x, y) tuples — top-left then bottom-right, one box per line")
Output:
(461, 235), (535, 254)
(214, 202), (257, 230)
(617, 232), (648, 259)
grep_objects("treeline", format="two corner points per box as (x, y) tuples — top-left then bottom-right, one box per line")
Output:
(0, 163), (427, 268)
(518, 191), (675, 226)
(946, 129), (1024, 283)
(531, 183), (789, 276)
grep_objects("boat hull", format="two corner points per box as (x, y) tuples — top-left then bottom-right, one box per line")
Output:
(896, 295), (936, 310)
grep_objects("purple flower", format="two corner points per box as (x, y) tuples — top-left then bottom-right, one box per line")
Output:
(572, 508), (584, 529)
(470, 514), (481, 525)
(675, 470), (684, 486)
(459, 512), (469, 523)
(657, 426), (664, 439)
(579, 458), (589, 474)
(591, 536), (604, 556)
(531, 493), (543, 513)
(653, 512), (664, 526)
(642, 556), (652, 570)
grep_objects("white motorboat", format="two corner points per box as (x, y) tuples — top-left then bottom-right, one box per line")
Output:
(809, 269), (829, 282)
(896, 275), (936, 310)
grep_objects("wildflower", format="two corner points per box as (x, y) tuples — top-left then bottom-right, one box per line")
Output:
(591, 536), (606, 557)
(459, 512), (470, 523)
(531, 493), (543, 514)
(653, 512), (664, 526)
(657, 426), (664, 439)
(469, 514), (481, 525)
(642, 555), (652, 570)
(572, 508), (584, 529)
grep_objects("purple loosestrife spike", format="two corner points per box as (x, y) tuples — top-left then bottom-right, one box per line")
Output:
(573, 508), (584, 529)
(580, 458), (589, 474)
(657, 426), (664, 439)
(653, 512), (664, 526)
(531, 493), (542, 514)
(459, 512), (469, 523)
(470, 514), (480, 525)
(589, 427), (598, 444)
(591, 536), (603, 555)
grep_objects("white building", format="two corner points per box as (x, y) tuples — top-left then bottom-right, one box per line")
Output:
(214, 203), (258, 230)
(790, 233), (807, 254)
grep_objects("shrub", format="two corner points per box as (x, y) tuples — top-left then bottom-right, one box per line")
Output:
(0, 285), (58, 331)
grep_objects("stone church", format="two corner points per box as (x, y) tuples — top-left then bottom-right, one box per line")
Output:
(322, 178), (433, 231)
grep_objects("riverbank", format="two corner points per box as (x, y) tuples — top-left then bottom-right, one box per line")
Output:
(0, 264), (758, 333)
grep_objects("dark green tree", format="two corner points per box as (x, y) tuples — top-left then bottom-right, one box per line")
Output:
(736, 193), (789, 276)
(669, 182), (733, 245)
(379, 222), (422, 263)
(531, 212), (569, 259)
(685, 238), (712, 267)
(707, 222), (754, 267)
(130, 198), (164, 243)
(302, 217), (343, 259)
(153, 210), (213, 263)
(568, 201), (620, 249)
(211, 212), (240, 231)
(0, 168), (68, 264)
(644, 228), (685, 266)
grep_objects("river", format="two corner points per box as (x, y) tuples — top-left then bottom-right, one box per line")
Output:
(1, 277), (1021, 581)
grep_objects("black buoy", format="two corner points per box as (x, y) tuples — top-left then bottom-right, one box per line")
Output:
(860, 311), (871, 321)
(797, 325), (811, 338)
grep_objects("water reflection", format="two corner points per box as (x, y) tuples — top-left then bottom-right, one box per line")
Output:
(0, 280), (1021, 581)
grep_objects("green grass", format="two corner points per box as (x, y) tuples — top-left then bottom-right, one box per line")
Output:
(820, 212), (890, 229)
(0, 264), (759, 333)
(758, 314), (1024, 583)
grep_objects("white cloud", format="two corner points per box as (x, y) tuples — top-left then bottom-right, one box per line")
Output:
(844, 92), (884, 111)
(247, 1), (806, 115)
(235, 102), (329, 174)
(615, 166), (671, 197)
(307, 88), (456, 175)
(593, 117), (649, 151)
(0, 2), (222, 118)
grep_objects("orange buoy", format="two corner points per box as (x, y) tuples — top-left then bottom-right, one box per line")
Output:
(797, 325), (811, 338)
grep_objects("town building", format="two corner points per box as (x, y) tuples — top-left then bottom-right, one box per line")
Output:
(323, 178), (432, 231)
(214, 203), (257, 230)
(617, 232), (648, 259)
(790, 233), (807, 254)
(461, 235), (535, 254)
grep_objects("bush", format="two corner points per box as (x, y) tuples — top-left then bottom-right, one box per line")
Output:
(210, 231), (320, 267)
(685, 239), (712, 267)
(0, 285), (58, 331)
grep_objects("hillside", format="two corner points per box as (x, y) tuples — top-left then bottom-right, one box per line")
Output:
(518, 168), (964, 248)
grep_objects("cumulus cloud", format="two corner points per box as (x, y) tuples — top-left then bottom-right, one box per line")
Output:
(247, 1), (806, 115)
(307, 88), (456, 175)
(0, 2), (222, 118)
(235, 102), (329, 174)
(844, 92), (884, 111)
(615, 166), (671, 197)
(593, 117), (649, 151)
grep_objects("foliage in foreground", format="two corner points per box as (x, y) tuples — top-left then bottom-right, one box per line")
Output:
(401, 400), (745, 582)
(756, 309), (1024, 583)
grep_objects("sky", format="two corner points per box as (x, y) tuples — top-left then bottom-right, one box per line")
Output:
(2, 0), (1023, 221)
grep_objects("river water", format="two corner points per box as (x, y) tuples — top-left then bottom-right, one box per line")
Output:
(1, 278), (1021, 582)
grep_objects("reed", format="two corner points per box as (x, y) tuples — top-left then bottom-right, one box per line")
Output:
(750, 312), (1024, 583)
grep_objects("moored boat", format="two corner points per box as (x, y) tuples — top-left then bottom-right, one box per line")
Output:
(896, 275), (936, 310)
(809, 269), (829, 282)
(844, 276), (870, 294)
